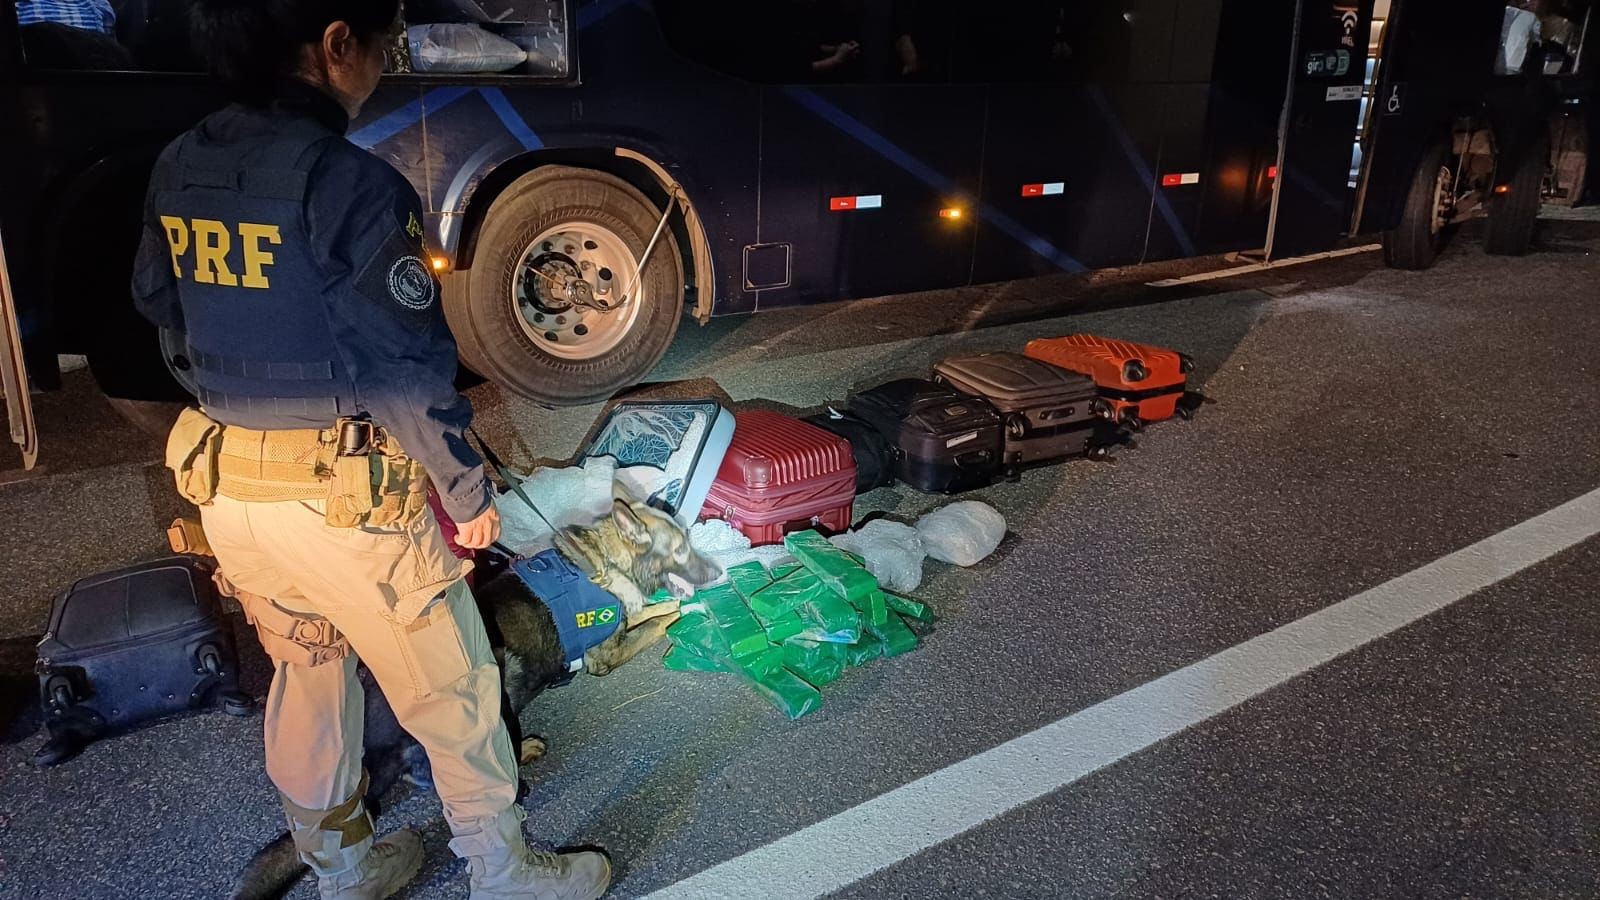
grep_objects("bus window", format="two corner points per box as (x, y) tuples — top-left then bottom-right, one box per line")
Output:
(655, 0), (1151, 85)
(1496, 0), (1591, 75)
(15, 0), (200, 72)
(395, 0), (570, 77)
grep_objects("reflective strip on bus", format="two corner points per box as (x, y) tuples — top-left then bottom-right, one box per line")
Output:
(1161, 173), (1201, 187)
(1021, 182), (1065, 197)
(830, 194), (884, 211)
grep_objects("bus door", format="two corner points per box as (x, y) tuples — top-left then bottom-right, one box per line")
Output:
(1266, 0), (1377, 257)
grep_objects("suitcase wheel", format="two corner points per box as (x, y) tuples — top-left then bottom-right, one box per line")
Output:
(1089, 398), (1113, 420)
(1178, 354), (1195, 374)
(1004, 414), (1028, 439)
(45, 675), (75, 711)
(221, 691), (255, 717)
(197, 644), (223, 676)
(1122, 413), (1145, 432)
(1176, 405), (1195, 421)
(1122, 360), (1149, 383)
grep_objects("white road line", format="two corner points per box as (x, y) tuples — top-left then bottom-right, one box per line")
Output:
(643, 486), (1600, 900)
(1145, 244), (1381, 287)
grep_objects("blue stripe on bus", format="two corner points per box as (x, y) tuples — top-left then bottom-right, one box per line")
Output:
(782, 86), (1087, 274)
(479, 88), (545, 150)
(348, 86), (474, 148)
(1086, 87), (1196, 258)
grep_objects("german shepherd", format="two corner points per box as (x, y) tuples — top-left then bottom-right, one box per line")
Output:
(227, 484), (719, 900)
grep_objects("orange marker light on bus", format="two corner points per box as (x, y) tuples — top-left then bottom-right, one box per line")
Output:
(431, 256), (449, 272)
(939, 207), (964, 220)
(1493, 184), (1510, 195)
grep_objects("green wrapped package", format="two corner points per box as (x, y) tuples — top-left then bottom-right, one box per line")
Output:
(794, 595), (860, 644)
(782, 639), (847, 686)
(748, 567), (833, 621)
(885, 592), (934, 623)
(725, 562), (773, 601)
(734, 665), (823, 720)
(844, 630), (884, 666)
(758, 610), (807, 643)
(770, 563), (802, 579)
(647, 588), (676, 606)
(856, 589), (890, 628)
(663, 645), (728, 673)
(698, 584), (770, 659)
(868, 612), (919, 657)
(666, 611), (730, 660)
(733, 645), (785, 679)
(786, 531), (878, 603)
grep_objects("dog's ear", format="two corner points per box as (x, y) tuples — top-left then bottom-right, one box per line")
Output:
(611, 499), (651, 547)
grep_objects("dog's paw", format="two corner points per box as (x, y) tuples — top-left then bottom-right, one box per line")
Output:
(519, 736), (548, 765)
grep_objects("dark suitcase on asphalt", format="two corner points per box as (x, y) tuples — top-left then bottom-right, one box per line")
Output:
(848, 378), (1004, 494)
(803, 407), (896, 493)
(932, 352), (1120, 470)
(34, 556), (252, 767)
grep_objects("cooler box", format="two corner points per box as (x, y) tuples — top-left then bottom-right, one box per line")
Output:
(700, 411), (856, 546)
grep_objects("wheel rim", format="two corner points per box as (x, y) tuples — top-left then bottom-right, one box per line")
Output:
(1429, 165), (1454, 236)
(512, 222), (644, 361)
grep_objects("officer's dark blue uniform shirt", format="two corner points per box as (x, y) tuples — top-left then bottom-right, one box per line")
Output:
(131, 81), (493, 524)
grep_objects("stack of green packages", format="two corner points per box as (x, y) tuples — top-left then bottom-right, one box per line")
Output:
(662, 530), (934, 718)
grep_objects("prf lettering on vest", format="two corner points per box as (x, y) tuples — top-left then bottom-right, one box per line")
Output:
(159, 216), (283, 289)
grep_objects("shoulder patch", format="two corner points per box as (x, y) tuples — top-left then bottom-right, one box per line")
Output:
(387, 256), (436, 310)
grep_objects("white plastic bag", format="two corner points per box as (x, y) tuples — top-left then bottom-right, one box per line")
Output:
(408, 23), (527, 73)
(830, 519), (924, 592)
(494, 458), (617, 556)
(689, 519), (794, 577)
(915, 501), (1006, 567)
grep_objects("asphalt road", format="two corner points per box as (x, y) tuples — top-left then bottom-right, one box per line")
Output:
(1, 219), (1598, 899)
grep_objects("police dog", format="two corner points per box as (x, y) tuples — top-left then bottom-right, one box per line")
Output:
(228, 483), (719, 900)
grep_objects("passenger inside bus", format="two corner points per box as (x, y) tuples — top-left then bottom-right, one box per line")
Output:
(15, 0), (135, 69)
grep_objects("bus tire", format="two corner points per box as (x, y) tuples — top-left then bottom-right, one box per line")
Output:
(1483, 134), (1548, 256)
(1383, 141), (1453, 270)
(446, 166), (684, 407)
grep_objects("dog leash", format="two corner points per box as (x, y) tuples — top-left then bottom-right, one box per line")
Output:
(467, 427), (560, 541)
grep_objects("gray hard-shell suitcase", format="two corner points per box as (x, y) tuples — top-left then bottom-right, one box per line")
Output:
(932, 352), (1123, 469)
(33, 556), (252, 766)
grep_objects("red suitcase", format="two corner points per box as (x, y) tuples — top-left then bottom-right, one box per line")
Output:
(1023, 334), (1202, 430)
(700, 411), (857, 546)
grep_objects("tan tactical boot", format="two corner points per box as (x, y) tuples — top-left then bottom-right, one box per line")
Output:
(316, 828), (424, 900)
(282, 777), (424, 900)
(447, 806), (611, 900)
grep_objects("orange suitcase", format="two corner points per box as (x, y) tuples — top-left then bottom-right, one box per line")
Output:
(1023, 335), (1202, 430)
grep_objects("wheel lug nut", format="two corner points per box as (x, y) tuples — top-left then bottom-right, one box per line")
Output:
(545, 332), (559, 342)
(574, 324), (589, 336)
(555, 315), (567, 325)
(584, 240), (598, 250)
(533, 313), (545, 323)
(598, 267), (613, 280)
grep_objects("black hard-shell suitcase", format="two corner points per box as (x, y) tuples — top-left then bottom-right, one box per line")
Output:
(803, 407), (896, 493)
(848, 378), (1004, 494)
(932, 352), (1122, 470)
(34, 556), (252, 766)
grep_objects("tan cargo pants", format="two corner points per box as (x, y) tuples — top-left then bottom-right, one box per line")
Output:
(200, 493), (519, 827)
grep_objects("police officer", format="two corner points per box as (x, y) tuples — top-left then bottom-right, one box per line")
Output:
(130, 2), (610, 898)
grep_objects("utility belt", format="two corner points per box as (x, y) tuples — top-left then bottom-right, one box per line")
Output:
(164, 407), (430, 529)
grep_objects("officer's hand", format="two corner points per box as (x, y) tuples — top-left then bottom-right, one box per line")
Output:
(455, 506), (501, 550)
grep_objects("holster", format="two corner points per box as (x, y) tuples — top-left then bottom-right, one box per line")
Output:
(235, 589), (352, 668)
(164, 407), (223, 506)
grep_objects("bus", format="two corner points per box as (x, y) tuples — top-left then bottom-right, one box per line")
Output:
(1, 0), (1593, 463)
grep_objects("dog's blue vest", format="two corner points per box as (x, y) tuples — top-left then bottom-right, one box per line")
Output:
(510, 550), (623, 672)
